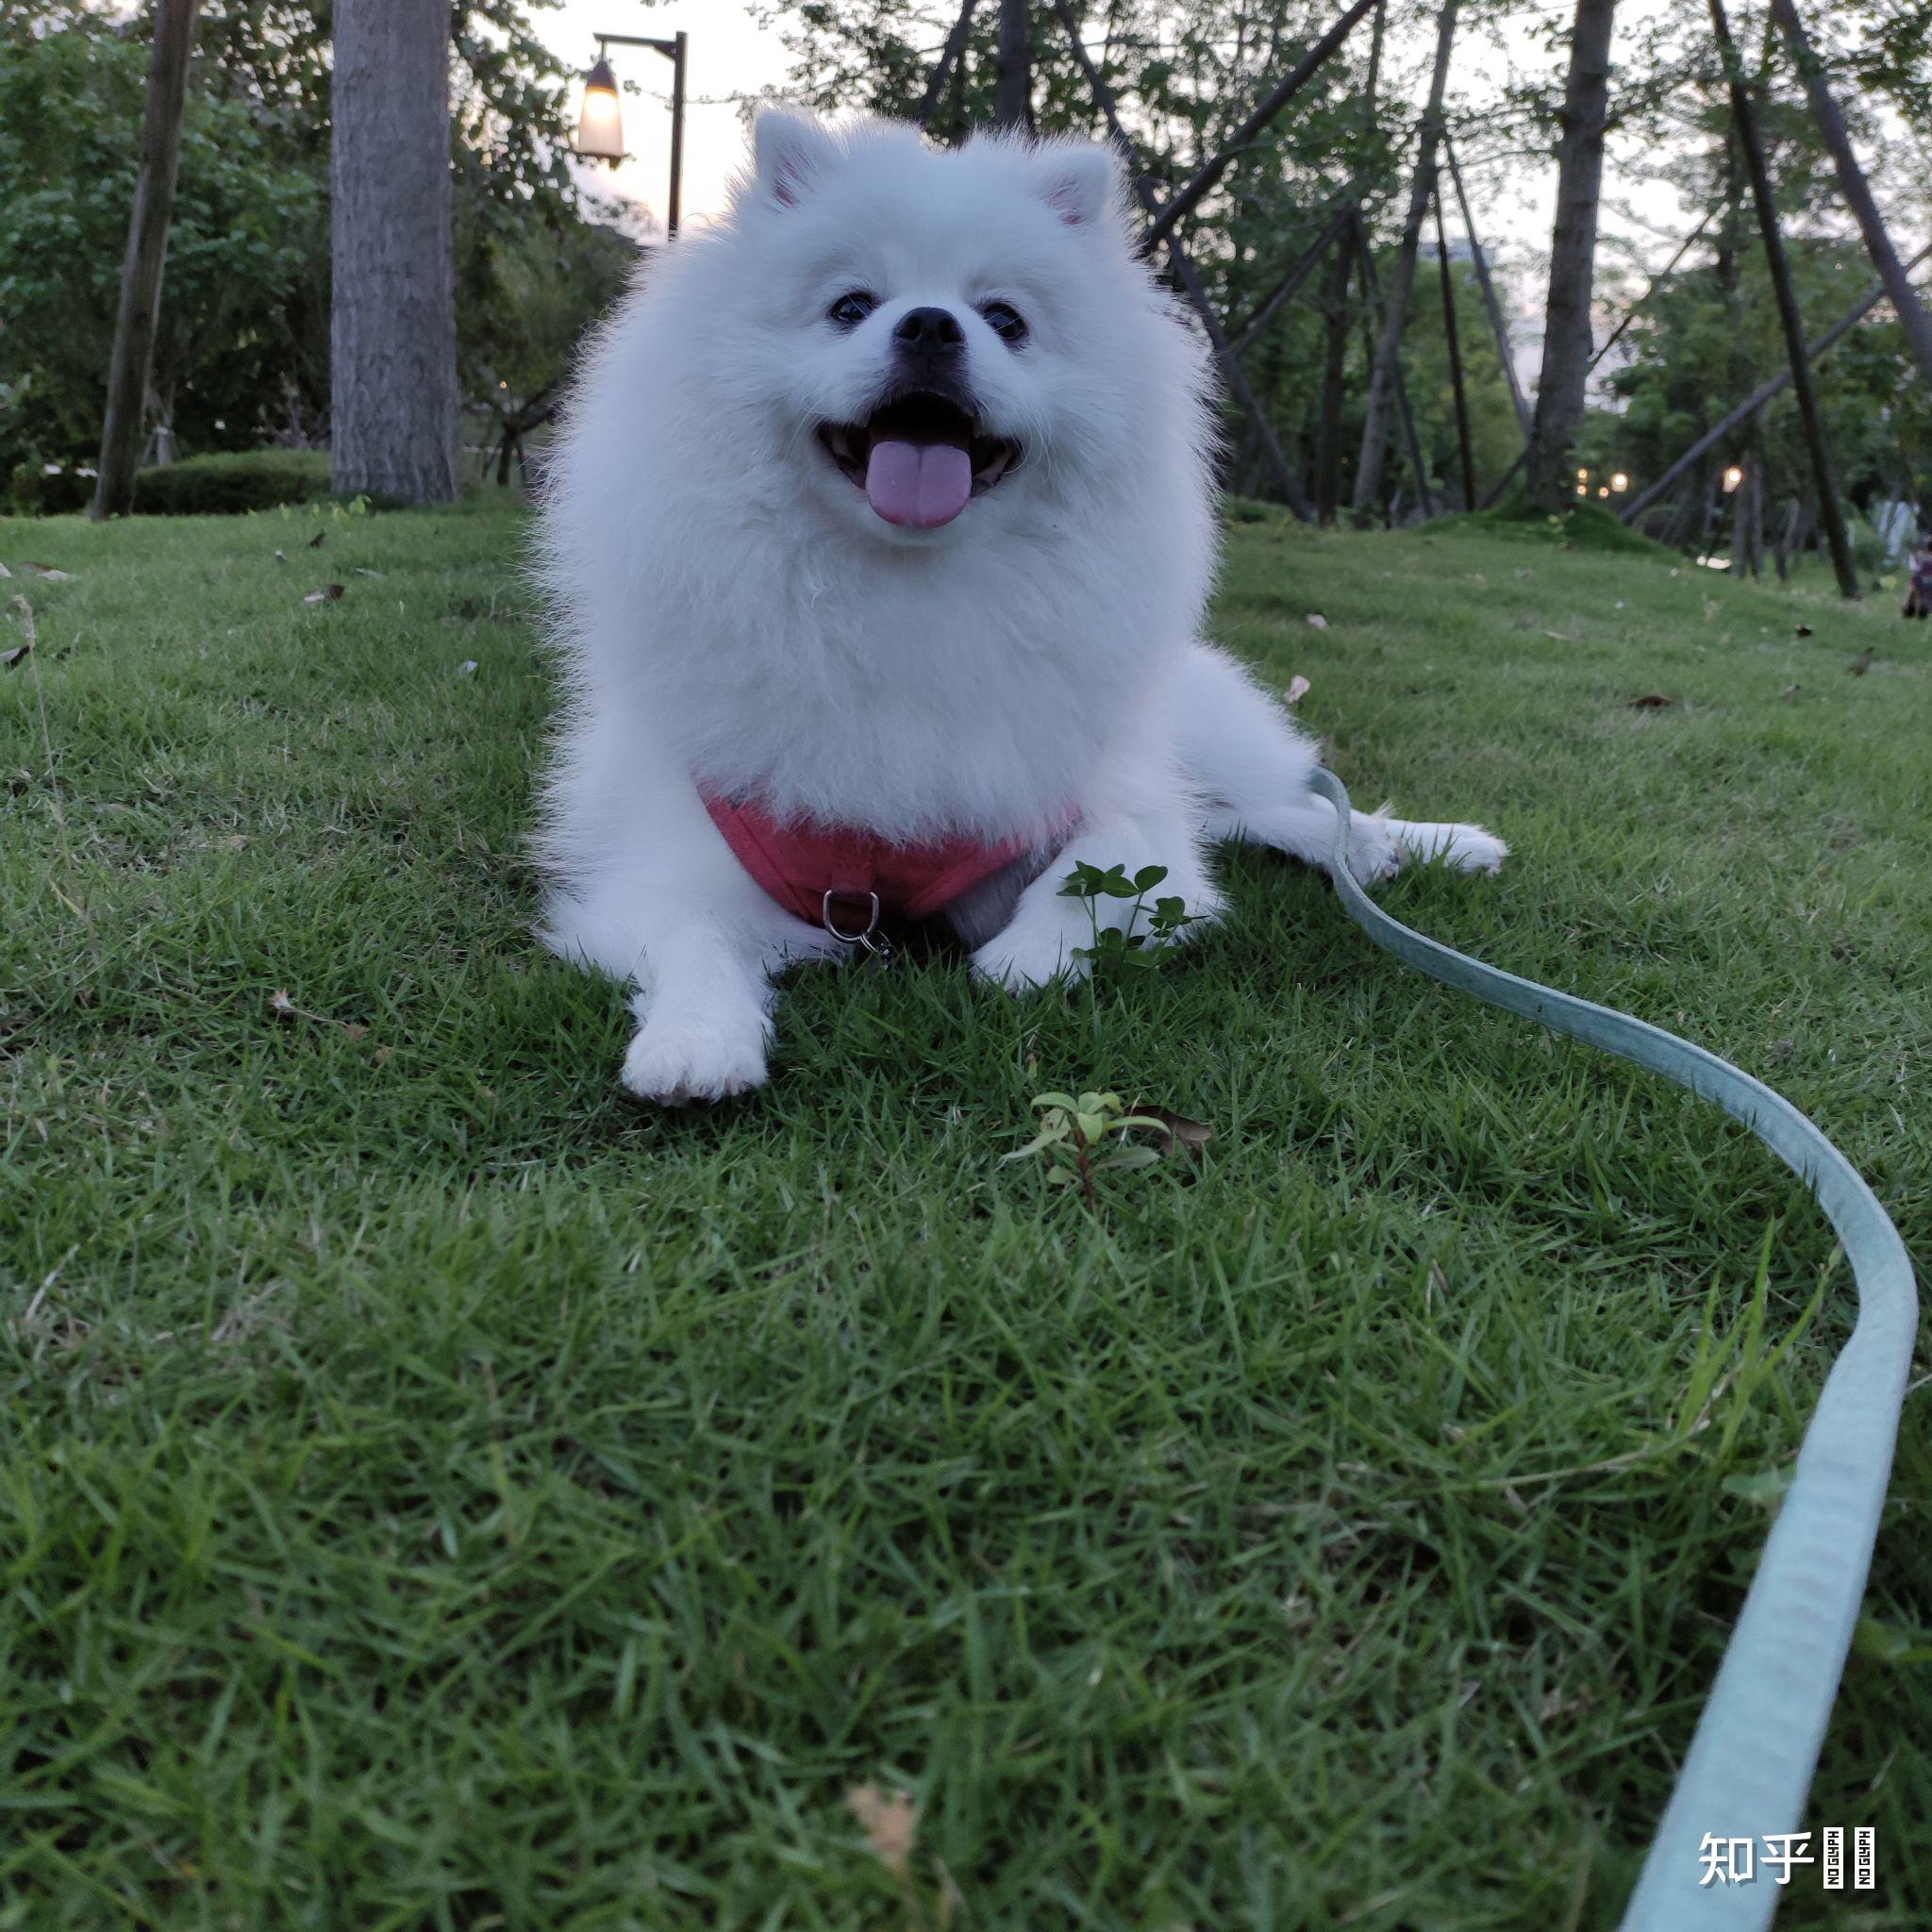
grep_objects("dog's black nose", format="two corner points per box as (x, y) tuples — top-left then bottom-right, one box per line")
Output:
(893, 307), (964, 354)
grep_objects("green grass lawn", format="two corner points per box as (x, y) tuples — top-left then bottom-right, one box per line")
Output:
(4, 497), (1927, 1929)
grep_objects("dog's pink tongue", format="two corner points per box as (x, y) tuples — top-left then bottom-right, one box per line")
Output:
(866, 440), (973, 529)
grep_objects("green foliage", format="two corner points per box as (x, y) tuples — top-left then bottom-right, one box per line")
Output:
(0, 0), (618, 486)
(1001, 1088), (1170, 1206)
(1059, 858), (1197, 976)
(0, 14), (327, 478)
(459, 213), (637, 461)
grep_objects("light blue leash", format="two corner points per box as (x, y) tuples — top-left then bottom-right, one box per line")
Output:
(1311, 768), (1918, 1929)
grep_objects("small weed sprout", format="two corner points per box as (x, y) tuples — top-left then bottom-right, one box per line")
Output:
(1002, 1090), (1168, 1208)
(1058, 860), (1195, 976)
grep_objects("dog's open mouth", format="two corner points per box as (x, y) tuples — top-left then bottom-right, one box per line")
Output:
(818, 393), (1021, 530)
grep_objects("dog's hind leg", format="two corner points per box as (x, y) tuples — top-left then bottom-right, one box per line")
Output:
(1170, 641), (1507, 880)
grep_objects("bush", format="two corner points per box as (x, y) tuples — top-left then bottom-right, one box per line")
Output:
(130, 450), (336, 515)
(7, 449), (339, 519)
(8, 459), (95, 516)
(1446, 497), (1674, 556)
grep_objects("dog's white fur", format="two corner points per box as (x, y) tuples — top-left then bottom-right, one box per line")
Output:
(536, 111), (1507, 1104)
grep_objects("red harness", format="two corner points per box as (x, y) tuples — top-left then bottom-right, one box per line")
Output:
(701, 787), (1059, 942)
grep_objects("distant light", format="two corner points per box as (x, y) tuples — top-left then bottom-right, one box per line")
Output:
(1575, 484), (1588, 496)
(1576, 467), (1589, 480)
(499, 380), (508, 389)
(576, 56), (624, 162)
(1598, 486), (1609, 497)
(1723, 464), (1744, 493)
(1610, 471), (1628, 492)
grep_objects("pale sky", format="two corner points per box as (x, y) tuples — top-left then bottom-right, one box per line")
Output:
(543, 2), (1689, 286)
(547, 1), (791, 232)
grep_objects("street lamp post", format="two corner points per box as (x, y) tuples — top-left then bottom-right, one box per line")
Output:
(576, 29), (687, 236)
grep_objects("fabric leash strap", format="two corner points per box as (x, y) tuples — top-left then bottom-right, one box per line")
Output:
(1311, 768), (1916, 1930)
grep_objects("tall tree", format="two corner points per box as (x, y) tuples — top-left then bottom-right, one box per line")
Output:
(1314, 0), (1386, 522)
(1524, 0), (1616, 510)
(1349, 0), (1458, 524)
(331, 0), (459, 503)
(994, 0), (1031, 129)
(1770, 0), (1932, 389)
(92, 0), (202, 520)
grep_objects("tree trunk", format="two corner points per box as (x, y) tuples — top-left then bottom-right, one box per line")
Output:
(994, 0), (1032, 131)
(1773, 495), (1798, 578)
(1350, 0), (1458, 524)
(92, 0), (202, 522)
(1770, 0), (1932, 388)
(1524, 0), (1617, 510)
(1313, 238), (1354, 522)
(1709, 0), (1859, 598)
(1434, 189), (1477, 508)
(1316, 0), (1386, 522)
(330, 0), (459, 504)
(1353, 215), (1434, 518)
(915, 0), (978, 130)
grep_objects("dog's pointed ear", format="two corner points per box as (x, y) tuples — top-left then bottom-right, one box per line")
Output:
(1029, 139), (1125, 231)
(753, 110), (840, 210)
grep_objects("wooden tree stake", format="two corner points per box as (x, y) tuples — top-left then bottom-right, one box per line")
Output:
(1433, 188), (1477, 508)
(1771, 0), (1932, 389)
(1709, 0), (1857, 598)
(92, 0), (203, 522)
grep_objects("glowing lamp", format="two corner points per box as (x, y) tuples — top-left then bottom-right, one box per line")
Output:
(576, 55), (625, 162)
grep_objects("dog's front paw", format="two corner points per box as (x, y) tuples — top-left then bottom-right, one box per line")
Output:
(970, 924), (1087, 994)
(620, 1006), (771, 1105)
(1435, 824), (1509, 874)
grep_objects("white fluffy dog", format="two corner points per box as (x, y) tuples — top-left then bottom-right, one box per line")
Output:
(536, 111), (1507, 1105)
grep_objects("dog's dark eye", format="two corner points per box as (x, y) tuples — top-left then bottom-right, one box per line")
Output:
(826, 291), (876, 328)
(980, 300), (1028, 345)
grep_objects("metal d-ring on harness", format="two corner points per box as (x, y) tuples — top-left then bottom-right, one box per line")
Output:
(1310, 768), (1916, 1932)
(821, 888), (894, 963)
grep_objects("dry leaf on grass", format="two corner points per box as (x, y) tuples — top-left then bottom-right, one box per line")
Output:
(457, 659), (479, 677)
(1625, 693), (1676, 708)
(1794, 623), (1814, 638)
(0, 560), (10, 578)
(20, 562), (71, 581)
(273, 548), (288, 562)
(303, 584), (344, 606)
(308, 529), (326, 549)
(1283, 674), (1310, 707)
(353, 567), (384, 579)
(3, 641), (29, 671)
(846, 1783), (918, 1880)
(1845, 649), (1874, 676)
(1134, 1104), (1213, 1158)
(1305, 612), (1327, 630)
(1779, 683), (1801, 701)
(268, 988), (368, 1041)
